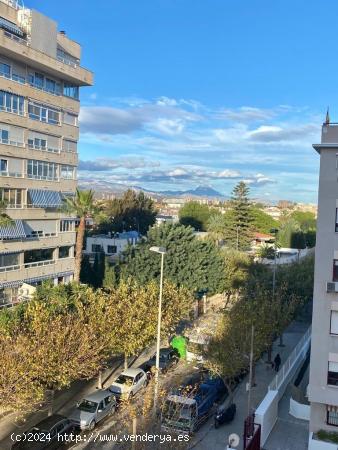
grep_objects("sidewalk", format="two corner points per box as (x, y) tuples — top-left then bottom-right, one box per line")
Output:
(190, 319), (310, 450)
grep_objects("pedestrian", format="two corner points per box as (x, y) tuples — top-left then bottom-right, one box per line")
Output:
(274, 353), (281, 372)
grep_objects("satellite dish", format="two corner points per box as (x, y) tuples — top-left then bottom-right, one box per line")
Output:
(228, 433), (240, 448)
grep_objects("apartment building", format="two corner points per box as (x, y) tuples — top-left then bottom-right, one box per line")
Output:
(0, 0), (93, 307)
(309, 119), (338, 445)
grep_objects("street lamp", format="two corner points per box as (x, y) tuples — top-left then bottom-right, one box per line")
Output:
(149, 246), (166, 409)
(270, 228), (279, 297)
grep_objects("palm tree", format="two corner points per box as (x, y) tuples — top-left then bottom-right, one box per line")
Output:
(63, 189), (96, 282)
(207, 214), (226, 246)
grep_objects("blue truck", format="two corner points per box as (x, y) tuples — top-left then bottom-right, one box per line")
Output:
(161, 376), (226, 434)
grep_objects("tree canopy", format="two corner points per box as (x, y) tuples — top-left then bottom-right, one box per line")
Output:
(116, 223), (225, 294)
(223, 182), (254, 250)
(98, 190), (157, 235)
(179, 201), (213, 231)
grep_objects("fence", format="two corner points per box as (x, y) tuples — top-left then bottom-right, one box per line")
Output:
(268, 326), (311, 392)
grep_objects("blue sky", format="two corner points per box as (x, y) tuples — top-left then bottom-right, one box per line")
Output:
(28, 0), (338, 202)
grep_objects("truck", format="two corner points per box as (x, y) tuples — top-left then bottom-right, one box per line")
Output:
(161, 375), (226, 434)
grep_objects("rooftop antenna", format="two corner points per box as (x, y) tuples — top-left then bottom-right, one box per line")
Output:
(325, 106), (330, 125)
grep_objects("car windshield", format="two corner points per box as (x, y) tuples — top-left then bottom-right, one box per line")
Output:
(115, 375), (134, 385)
(162, 400), (194, 420)
(78, 400), (98, 413)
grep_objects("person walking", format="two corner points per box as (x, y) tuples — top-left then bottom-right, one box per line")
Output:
(274, 353), (281, 372)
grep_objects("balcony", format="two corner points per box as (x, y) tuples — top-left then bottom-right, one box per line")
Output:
(0, 29), (93, 86)
(0, 257), (75, 284)
(0, 232), (76, 253)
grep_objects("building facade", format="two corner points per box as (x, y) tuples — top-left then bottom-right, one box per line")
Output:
(309, 121), (338, 437)
(0, 0), (93, 307)
(83, 232), (140, 263)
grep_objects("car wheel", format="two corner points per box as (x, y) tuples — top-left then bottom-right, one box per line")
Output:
(88, 420), (96, 431)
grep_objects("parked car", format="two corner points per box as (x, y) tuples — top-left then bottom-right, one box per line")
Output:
(68, 389), (116, 431)
(109, 368), (148, 400)
(11, 414), (75, 449)
(145, 348), (179, 374)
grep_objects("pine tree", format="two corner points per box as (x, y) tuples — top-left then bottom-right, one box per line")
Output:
(224, 182), (254, 251)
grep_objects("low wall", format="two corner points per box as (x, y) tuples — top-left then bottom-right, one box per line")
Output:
(255, 390), (279, 445)
(308, 432), (338, 450)
(290, 397), (310, 420)
(255, 327), (311, 445)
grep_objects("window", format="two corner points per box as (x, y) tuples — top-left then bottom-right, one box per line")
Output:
(27, 160), (58, 181)
(59, 246), (71, 259)
(328, 361), (338, 386)
(107, 245), (117, 254)
(0, 188), (22, 207)
(0, 253), (19, 268)
(331, 311), (338, 335)
(63, 112), (78, 126)
(92, 244), (102, 253)
(0, 62), (10, 78)
(28, 101), (60, 125)
(28, 138), (47, 150)
(57, 47), (79, 67)
(0, 159), (7, 172)
(60, 165), (75, 180)
(29, 72), (61, 95)
(336, 209), (338, 233)
(327, 408), (338, 427)
(0, 129), (9, 144)
(334, 261), (338, 282)
(24, 248), (54, 264)
(0, 91), (24, 115)
(63, 140), (77, 153)
(60, 220), (75, 232)
(63, 83), (79, 99)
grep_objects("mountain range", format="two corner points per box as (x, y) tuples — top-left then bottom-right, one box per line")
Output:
(78, 178), (226, 199)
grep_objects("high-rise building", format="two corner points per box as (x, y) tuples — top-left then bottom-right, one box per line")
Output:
(0, 0), (93, 307)
(309, 117), (338, 442)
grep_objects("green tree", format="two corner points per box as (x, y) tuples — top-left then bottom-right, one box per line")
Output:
(251, 206), (279, 234)
(224, 182), (254, 250)
(118, 223), (225, 294)
(277, 218), (301, 248)
(179, 201), (213, 231)
(98, 190), (157, 235)
(103, 258), (117, 289)
(207, 213), (227, 244)
(63, 189), (97, 282)
(290, 211), (316, 231)
(0, 191), (13, 227)
(92, 250), (105, 288)
(221, 249), (251, 306)
(80, 255), (94, 286)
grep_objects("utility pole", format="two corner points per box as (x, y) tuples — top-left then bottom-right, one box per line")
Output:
(247, 325), (254, 416)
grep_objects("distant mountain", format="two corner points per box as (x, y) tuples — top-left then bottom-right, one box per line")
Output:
(78, 178), (226, 199)
(157, 185), (226, 198)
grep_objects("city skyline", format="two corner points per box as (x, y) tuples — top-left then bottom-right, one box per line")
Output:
(28, 0), (338, 202)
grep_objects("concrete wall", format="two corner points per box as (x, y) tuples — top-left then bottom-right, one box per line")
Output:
(255, 390), (279, 445)
(30, 10), (57, 58)
(290, 398), (310, 420)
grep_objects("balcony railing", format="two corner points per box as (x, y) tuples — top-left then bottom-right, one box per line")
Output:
(0, 264), (20, 273)
(3, 30), (28, 46)
(0, 138), (24, 147)
(0, 171), (23, 178)
(24, 259), (55, 269)
(28, 143), (60, 154)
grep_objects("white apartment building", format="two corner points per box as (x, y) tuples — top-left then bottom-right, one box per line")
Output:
(309, 119), (338, 446)
(84, 231), (140, 262)
(0, 0), (93, 307)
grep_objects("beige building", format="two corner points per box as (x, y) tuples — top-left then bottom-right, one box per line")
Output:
(309, 120), (338, 441)
(0, 0), (92, 307)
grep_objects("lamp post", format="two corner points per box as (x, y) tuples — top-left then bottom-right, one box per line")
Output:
(149, 246), (166, 410)
(270, 228), (279, 297)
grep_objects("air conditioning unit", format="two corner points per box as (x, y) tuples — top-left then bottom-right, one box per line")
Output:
(327, 282), (338, 293)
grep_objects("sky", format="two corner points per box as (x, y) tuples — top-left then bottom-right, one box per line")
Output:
(26, 0), (338, 203)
